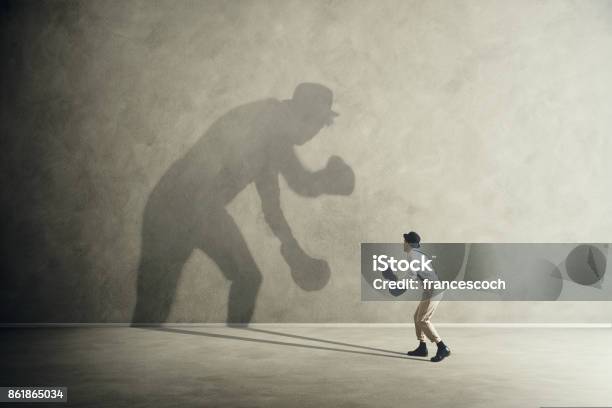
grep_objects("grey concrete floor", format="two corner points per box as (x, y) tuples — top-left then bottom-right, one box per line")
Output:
(1, 326), (611, 407)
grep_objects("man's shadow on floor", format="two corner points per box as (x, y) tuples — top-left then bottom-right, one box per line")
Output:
(143, 327), (430, 362)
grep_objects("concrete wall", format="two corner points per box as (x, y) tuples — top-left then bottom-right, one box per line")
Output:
(3, 0), (612, 323)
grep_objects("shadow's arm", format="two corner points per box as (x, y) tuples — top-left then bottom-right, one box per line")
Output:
(255, 171), (301, 250)
(281, 148), (355, 197)
(256, 168), (330, 284)
(279, 148), (323, 197)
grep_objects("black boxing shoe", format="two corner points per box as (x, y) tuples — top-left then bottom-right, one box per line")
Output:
(407, 341), (428, 357)
(430, 343), (451, 362)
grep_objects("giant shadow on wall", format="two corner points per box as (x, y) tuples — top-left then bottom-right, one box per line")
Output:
(131, 83), (355, 324)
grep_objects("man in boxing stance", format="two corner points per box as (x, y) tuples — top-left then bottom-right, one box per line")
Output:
(404, 231), (451, 362)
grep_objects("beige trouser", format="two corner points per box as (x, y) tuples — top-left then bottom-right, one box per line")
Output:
(414, 292), (441, 343)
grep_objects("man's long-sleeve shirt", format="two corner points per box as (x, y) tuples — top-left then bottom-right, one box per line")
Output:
(406, 248), (439, 282)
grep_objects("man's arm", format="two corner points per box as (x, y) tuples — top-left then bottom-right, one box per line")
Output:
(278, 147), (323, 197)
(255, 165), (331, 291)
(280, 147), (355, 197)
(255, 170), (300, 248)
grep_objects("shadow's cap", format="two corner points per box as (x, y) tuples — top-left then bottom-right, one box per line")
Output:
(403, 231), (421, 247)
(292, 83), (339, 118)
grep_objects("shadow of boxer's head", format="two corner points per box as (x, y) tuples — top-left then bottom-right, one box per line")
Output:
(285, 83), (339, 145)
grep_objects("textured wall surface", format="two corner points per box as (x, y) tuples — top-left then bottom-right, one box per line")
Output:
(2, 0), (612, 323)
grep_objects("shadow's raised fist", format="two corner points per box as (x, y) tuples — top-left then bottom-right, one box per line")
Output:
(281, 243), (331, 291)
(320, 155), (355, 196)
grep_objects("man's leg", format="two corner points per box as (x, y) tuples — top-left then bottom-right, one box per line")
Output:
(417, 293), (451, 362)
(198, 210), (263, 325)
(132, 230), (193, 324)
(417, 296), (441, 343)
(407, 301), (429, 356)
(414, 302), (426, 342)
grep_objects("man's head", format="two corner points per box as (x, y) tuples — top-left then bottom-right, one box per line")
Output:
(287, 83), (339, 145)
(403, 231), (421, 252)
